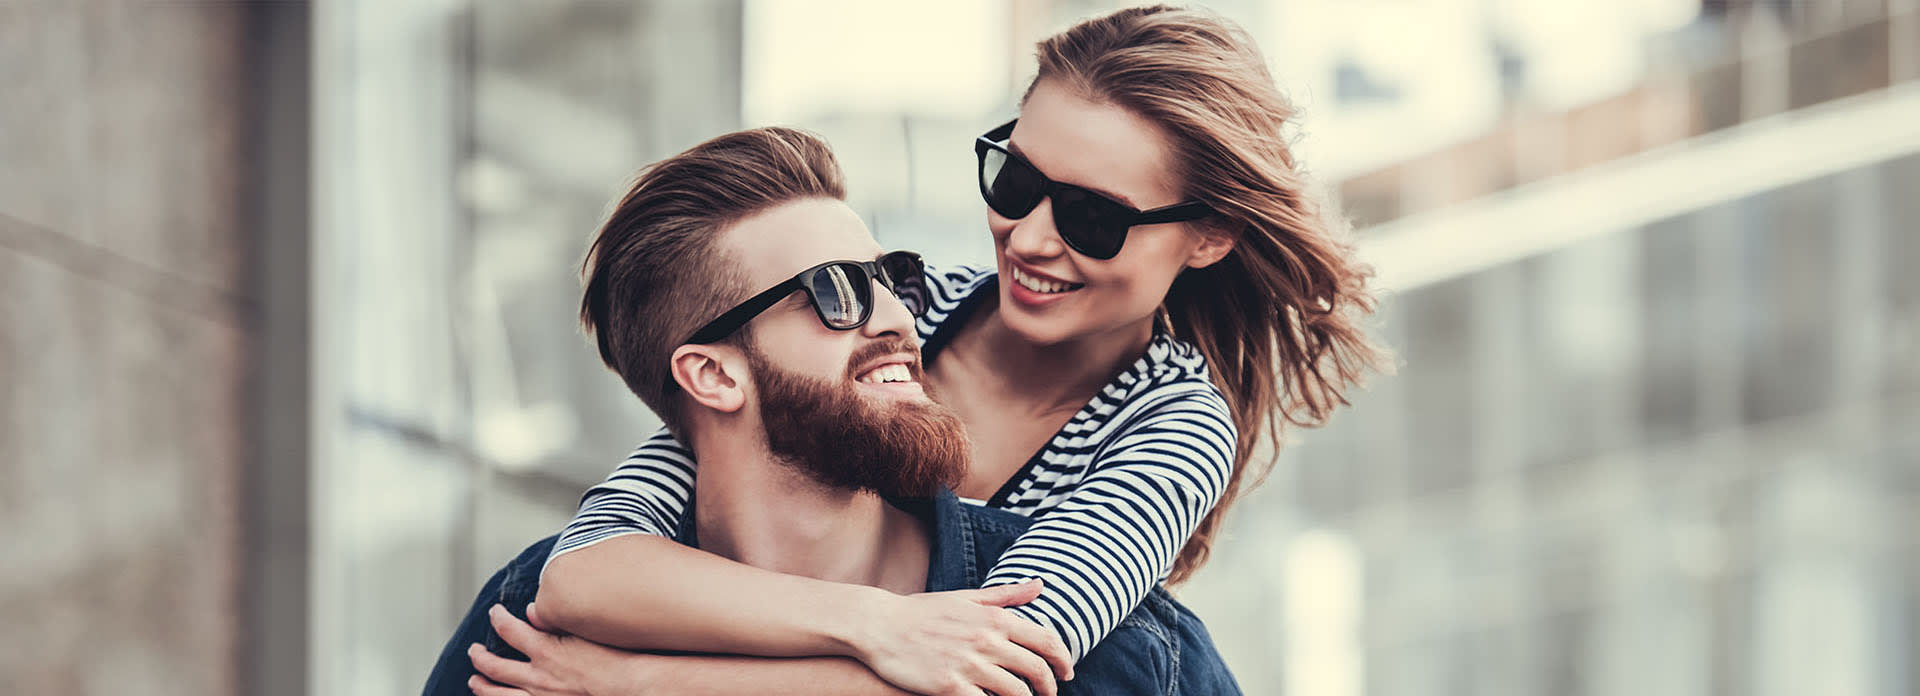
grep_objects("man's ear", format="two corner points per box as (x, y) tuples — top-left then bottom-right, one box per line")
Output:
(669, 344), (748, 414)
(1185, 225), (1236, 269)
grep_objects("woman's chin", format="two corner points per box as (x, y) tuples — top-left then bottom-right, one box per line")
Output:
(997, 305), (1077, 347)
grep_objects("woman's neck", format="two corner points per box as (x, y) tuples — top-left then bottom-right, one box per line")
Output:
(951, 298), (1156, 414)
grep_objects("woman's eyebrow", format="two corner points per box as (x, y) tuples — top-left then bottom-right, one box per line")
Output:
(1007, 139), (1139, 208)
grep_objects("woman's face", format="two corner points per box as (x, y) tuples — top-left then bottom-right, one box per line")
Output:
(988, 80), (1232, 347)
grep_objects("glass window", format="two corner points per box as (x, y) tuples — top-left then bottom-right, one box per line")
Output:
(1398, 276), (1478, 494)
(1734, 178), (1837, 425)
(1520, 231), (1640, 479)
(1537, 607), (1595, 696)
(463, 1), (745, 486)
(1638, 214), (1705, 445)
(1880, 154), (1920, 399)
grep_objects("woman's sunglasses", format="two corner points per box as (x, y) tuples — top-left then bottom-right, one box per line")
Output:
(974, 120), (1214, 260)
(685, 250), (928, 345)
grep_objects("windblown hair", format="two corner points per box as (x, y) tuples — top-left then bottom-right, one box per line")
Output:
(1032, 5), (1388, 584)
(581, 127), (847, 435)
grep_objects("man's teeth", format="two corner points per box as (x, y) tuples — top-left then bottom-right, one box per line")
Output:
(859, 364), (914, 384)
(1012, 267), (1081, 294)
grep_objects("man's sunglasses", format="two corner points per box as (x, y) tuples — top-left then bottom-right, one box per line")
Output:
(685, 250), (929, 345)
(974, 120), (1214, 260)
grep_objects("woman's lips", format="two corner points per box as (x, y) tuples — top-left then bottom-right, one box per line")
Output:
(1004, 261), (1083, 309)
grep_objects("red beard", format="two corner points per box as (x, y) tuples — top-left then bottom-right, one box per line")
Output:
(747, 341), (967, 498)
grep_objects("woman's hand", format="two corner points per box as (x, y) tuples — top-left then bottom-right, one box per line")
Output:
(849, 579), (1074, 696)
(468, 603), (661, 696)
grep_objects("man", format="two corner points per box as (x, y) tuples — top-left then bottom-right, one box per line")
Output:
(422, 127), (1240, 695)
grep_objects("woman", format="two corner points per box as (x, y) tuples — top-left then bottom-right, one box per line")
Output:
(491, 5), (1383, 695)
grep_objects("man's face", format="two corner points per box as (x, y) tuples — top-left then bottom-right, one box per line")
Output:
(721, 198), (930, 406)
(716, 198), (966, 495)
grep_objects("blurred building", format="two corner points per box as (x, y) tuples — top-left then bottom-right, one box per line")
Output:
(1182, 4), (1920, 696)
(0, 2), (307, 694)
(309, 3), (749, 694)
(3, 1), (1916, 695)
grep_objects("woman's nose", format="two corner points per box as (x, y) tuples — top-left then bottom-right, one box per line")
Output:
(1004, 196), (1066, 259)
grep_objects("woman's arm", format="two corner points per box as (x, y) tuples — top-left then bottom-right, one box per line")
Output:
(535, 428), (1071, 693)
(540, 535), (881, 655)
(470, 603), (1044, 696)
(985, 386), (1237, 659)
(542, 428), (874, 655)
(467, 603), (916, 696)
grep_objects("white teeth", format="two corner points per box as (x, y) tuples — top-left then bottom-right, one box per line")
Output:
(859, 363), (914, 384)
(1011, 267), (1080, 294)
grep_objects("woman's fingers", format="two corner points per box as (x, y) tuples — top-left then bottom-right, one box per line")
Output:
(1001, 613), (1073, 682)
(970, 662), (1034, 696)
(468, 643), (538, 689)
(988, 638), (1057, 696)
(525, 601), (554, 633)
(964, 579), (1043, 608)
(468, 674), (530, 696)
(966, 581), (1071, 682)
(487, 605), (549, 656)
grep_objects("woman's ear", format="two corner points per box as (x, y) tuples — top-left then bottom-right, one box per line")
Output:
(669, 344), (748, 414)
(1184, 225), (1237, 269)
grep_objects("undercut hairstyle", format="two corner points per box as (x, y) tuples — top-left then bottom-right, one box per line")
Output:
(580, 127), (847, 436)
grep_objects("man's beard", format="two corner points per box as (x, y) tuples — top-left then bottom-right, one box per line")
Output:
(747, 341), (967, 498)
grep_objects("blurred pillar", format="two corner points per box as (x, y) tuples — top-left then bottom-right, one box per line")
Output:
(240, 3), (313, 696)
(0, 1), (285, 694)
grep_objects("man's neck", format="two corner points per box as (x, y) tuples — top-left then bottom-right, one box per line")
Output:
(685, 426), (930, 595)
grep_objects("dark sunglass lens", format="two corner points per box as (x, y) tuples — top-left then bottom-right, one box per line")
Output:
(809, 264), (871, 328)
(979, 148), (1043, 218)
(878, 253), (930, 316)
(1051, 189), (1127, 259)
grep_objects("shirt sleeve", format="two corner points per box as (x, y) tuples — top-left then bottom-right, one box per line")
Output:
(982, 385), (1237, 662)
(912, 263), (991, 344)
(542, 426), (698, 573)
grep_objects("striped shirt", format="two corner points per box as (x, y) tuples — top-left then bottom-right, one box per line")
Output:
(549, 264), (1237, 660)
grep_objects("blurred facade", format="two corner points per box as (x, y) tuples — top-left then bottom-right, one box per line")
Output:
(2, 1), (1916, 695)
(1202, 5), (1920, 696)
(1, 2), (306, 694)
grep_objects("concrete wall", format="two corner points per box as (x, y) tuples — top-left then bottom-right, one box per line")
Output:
(0, 2), (273, 694)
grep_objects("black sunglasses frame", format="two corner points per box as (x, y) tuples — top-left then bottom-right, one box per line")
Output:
(974, 120), (1214, 260)
(684, 250), (926, 345)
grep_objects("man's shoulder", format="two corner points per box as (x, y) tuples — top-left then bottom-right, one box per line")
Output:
(923, 494), (1046, 591)
(500, 535), (558, 600)
(955, 500), (1031, 539)
(423, 535), (558, 696)
(1068, 589), (1243, 695)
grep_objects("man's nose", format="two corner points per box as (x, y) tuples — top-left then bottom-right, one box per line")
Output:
(863, 277), (917, 339)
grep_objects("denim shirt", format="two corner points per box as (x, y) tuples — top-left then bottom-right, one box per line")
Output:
(424, 490), (1242, 695)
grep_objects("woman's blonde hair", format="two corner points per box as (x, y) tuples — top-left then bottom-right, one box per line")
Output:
(1031, 5), (1387, 584)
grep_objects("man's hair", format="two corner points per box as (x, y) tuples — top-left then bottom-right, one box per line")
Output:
(580, 127), (846, 435)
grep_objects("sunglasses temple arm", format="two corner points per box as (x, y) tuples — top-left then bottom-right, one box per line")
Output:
(1134, 202), (1214, 225)
(686, 279), (802, 344)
